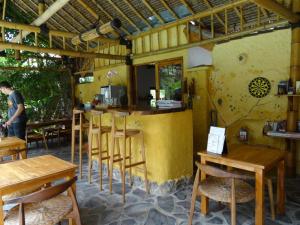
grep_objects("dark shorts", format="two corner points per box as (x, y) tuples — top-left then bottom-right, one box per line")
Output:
(8, 121), (27, 140)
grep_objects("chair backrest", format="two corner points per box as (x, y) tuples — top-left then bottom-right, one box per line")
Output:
(110, 111), (130, 134)
(72, 109), (84, 127)
(195, 162), (253, 180)
(5, 176), (77, 205)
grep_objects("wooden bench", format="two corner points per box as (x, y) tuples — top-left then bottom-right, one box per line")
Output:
(26, 119), (72, 149)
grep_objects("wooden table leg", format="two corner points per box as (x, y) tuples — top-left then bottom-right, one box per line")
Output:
(255, 169), (265, 225)
(277, 160), (285, 215)
(0, 197), (4, 225)
(200, 158), (208, 215)
(67, 172), (76, 225)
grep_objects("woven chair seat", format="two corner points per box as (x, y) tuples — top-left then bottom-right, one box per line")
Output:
(199, 177), (255, 203)
(4, 195), (72, 225)
(3, 186), (41, 202)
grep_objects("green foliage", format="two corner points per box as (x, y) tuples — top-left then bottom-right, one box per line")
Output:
(0, 67), (72, 122)
(159, 64), (182, 100)
(0, 3), (72, 122)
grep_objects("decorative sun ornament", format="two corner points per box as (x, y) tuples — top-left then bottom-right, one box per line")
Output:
(248, 77), (271, 98)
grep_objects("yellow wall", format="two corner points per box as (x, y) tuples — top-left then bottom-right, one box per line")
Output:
(210, 29), (290, 150)
(76, 27), (300, 181)
(76, 49), (195, 183)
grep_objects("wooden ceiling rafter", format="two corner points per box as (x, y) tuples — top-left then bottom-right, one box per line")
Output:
(13, 1), (74, 50)
(67, 1), (95, 28)
(124, 0), (153, 28)
(25, 0), (81, 33)
(178, 0), (195, 14)
(0, 41), (126, 59)
(159, 0), (179, 19)
(142, 0), (165, 24)
(90, 0), (130, 35)
(107, 0), (141, 32)
(251, 0), (300, 23)
(76, 0), (98, 19)
(134, 0), (250, 39)
(202, 0), (225, 26)
(134, 17), (288, 58)
(233, 6), (247, 25)
(11, 0), (72, 43)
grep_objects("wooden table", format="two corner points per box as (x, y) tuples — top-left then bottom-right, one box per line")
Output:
(0, 137), (26, 159)
(0, 155), (77, 225)
(198, 144), (286, 225)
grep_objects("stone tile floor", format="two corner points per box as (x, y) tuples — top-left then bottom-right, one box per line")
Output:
(25, 142), (300, 225)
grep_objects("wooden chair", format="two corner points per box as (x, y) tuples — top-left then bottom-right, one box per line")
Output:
(88, 110), (111, 190)
(109, 111), (149, 203)
(4, 177), (81, 225)
(71, 109), (89, 179)
(188, 162), (255, 225)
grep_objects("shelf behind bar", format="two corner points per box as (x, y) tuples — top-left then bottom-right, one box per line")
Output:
(275, 94), (300, 97)
(266, 131), (300, 140)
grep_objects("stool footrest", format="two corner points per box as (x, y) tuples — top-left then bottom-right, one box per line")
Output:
(125, 161), (145, 168)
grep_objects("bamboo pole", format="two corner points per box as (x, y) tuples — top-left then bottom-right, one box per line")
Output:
(133, 20), (289, 58)
(1, 0), (7, 42)
(11, 0), (72, 43)
(133, 0), (249, 39)
(251, 0), (300, 23)
(71, 19), (121, 45)
(0, 66), (68, 72)
(0, 42), (126, 59)
(0, 20), (119, 45)
(286, 2), (300, 177)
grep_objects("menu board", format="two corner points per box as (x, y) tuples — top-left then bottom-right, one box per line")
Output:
(207, 126), (226, 154)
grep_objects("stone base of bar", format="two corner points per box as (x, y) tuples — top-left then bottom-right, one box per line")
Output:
(95, 161), (193, 195)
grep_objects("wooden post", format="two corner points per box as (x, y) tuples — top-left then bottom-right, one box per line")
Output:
(287, 2), (300, 177)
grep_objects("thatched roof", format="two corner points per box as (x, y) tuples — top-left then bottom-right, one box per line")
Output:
(11, 0), (292, 37)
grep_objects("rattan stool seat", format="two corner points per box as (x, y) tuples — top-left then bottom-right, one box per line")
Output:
(199, 177), (255, 203)
(4, 195), (72, 225)
(3, 186), (41, 201)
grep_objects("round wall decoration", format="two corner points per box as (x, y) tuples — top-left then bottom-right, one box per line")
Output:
(248, 77), (271, 98)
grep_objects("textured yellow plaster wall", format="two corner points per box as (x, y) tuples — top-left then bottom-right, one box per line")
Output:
(210, 29), (290, 152)
(75, 52), (194, 183)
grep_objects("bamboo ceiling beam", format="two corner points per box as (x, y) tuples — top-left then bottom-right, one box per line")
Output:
(134, 0), (249, 38)
(12, 0), (72, 43)
(251, 0), (300, 23)
(66, 1), (94, 28)
(133, 20), (288, 58)
(107, 0), (141, 32)
(2, 0), (7, 20)
(0, 42), (126, 59)
(75, 0), (115, 34)
(124, 0), (152, 28)
(90, 0), (130, 35)
(0, 66), (67, 72)
(77, 0), (98, 19)
(233, 6), (246, 24)
(13, 1), (75, 50)
(160, 0), (179, 19)
(203, 0), (225, 26)
(71, 19), (121, 45)
(142, 0), (165, 24)
(0, 20), (118, 45)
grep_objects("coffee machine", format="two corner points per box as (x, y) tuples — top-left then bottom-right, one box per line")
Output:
(100, 85), (127, 106)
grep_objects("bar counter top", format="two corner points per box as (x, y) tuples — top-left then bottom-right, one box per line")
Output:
(82, 106), (186, 115)
(106, 106), (186, 115)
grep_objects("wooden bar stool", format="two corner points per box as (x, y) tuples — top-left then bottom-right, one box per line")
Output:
(71, 109), (89, 179)
(88, 110), (111, 190)
(109, 111), (149, 203)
